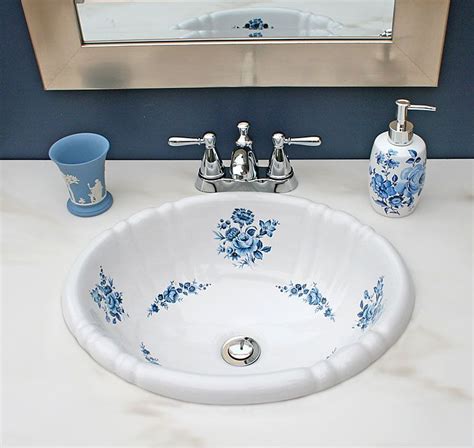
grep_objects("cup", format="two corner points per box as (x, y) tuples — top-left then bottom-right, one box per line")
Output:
(49, 133), (113, 217)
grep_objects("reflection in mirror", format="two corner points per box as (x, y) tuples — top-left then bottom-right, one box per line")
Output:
(75, 0), (395, 43)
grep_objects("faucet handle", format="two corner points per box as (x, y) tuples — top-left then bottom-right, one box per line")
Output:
(285, 136), (322, 146)
(272, 133), (322, 149)
(168, 137), (203, 146)
(168, 132), (224, 180)
(168, 133), (216, 149)
(268, 132), (322, 180)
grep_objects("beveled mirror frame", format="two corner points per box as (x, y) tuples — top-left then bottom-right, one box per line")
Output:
(22, 0), (450, 90)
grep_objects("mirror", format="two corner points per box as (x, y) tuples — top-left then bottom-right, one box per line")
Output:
(22, 0), (450, 89)
(75, 0), (395, 43)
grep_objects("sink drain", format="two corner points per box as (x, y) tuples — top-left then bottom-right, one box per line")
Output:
(221, 336), (261, 366)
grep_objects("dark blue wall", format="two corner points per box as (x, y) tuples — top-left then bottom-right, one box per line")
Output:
(1, 0), (473, 160)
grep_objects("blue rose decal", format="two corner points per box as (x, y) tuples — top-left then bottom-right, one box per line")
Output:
(396, 164), (425, 196)
(163, 285), (179, 303)
(240, 17), (272, 37)
(355, 276), (384, 330)
(369, 149), (425, 215)
(246, 18), (265, 30)
(370, 173), (397, 199)
(359, 301), (376, 321)
(276, 281), (335, 321)
(140, 342), (159, 365)
(147, 280), (211, 317)
(215, 208), (279, 268)
(90, 266), (128, 324)
(232, 232), (258, 256)
(106, 292), (122, 315)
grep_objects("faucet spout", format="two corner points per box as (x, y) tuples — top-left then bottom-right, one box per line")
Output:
(230, 147), (258, 181)
(169, 121), (321, 193)
(230, 122), (258, 181)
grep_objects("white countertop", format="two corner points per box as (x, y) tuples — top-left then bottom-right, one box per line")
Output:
(1, 160), (473, 447)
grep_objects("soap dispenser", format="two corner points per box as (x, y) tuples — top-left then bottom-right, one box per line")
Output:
(369, 99), (436, 217)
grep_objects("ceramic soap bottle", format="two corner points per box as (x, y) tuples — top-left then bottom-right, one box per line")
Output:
(368, 99), (436, 217)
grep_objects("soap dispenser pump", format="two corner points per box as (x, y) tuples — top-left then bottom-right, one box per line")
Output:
(369, 99), (436, 217)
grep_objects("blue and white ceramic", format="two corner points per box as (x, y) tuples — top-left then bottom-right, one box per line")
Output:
(369, 132), (427, 217)
(174, 7), (342, 39)
(49, 133), (113, 217)
(61, 193), (414, 404)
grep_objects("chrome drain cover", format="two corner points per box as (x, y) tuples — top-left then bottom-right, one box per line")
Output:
(221, 336), (261, 366)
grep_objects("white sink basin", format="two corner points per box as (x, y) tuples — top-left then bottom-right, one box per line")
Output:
(174, 7), (343, 39)
(63, 193), (414, 404)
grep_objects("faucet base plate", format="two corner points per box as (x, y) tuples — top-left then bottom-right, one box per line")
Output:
(195, 168), (298, 193)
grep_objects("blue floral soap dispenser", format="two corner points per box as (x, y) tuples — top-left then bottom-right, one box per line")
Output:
(369, 99), (436, 217)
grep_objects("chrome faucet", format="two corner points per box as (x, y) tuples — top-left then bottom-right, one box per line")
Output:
(169, 121), (322, 193)
(169, 132), (224, 180)
(230, 122), (258, 181)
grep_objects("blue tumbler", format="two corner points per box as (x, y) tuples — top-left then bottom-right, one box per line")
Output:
(49, 133), (113, 217)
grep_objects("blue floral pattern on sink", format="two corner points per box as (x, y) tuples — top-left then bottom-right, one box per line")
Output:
(355, 276), (385, 330)
(232, 17), (273, 37)
(243, 18), (272, 37)
(276, 282), (335, 321)
(246, 18), (266, 30)
(140, 342), (160, 365)
(369, 149), (425, 215)
(214, 208), (279, 268)
(90, 266), (128, 324)
(147, 280), (211, 317)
